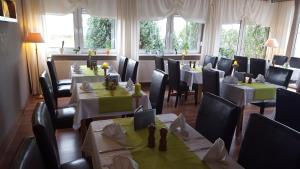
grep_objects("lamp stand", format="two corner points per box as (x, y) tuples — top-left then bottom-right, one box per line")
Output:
(35, 43), (43, 98)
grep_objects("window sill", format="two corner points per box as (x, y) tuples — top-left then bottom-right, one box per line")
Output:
(51, 54), (117, 60)
(139, 54), (201, 60)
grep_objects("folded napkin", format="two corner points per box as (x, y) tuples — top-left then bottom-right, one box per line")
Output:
(126, 78), (134, 91)
(223, 76), (238, 84)
(108, 155), (139, 169)
(103, 123), (126, 144)
(182, 64), (191, 71)
(204, 63), (213, 69)
(255, 74), (266, 83)
(108, 66), (114, 73)
(203, 138), (228, 164)
(233, 71), (245, 81)
(80, 81), (92, 91)
(73, 64), (81, 72)
(169, 114), (189, 138)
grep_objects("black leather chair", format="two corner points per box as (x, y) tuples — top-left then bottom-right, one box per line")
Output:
(118, 56), (128, 81)
(202, 68), (220, 96)
(250, 58), (266, 78)
(11, 137), (46, 169)
(195, 92), (240, 150)
(234, 55), (248, 73)
(289, 57), (300, 69)
(273, 55), (288, 66)
(39, 72), (74, 129)
(238, 113), (300, 169)
(275, 88), (300, 132)
(203, 55), (218, 68)
(252, 66), (293, 114)
(32, 103), (90, 169)
(125, 59), (139, 83)
(149, 70), (168, 114)
(47, 58), (71, 99)
(217, 58), (234, 76)
(154, 55), (165, 71)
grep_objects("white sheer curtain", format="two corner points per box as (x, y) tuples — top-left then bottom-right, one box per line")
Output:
(22, 0), (47, 95)
(287, 0), (300, 57)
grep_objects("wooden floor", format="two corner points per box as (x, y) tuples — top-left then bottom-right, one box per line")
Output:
(0, 88), (275, 169)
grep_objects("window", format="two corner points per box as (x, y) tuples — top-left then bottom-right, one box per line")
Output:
(243, 25), (269, 58)
(45, 14), (75, 48)
(219, 24), (240, 58)
(139, 17), (204, 54)
(293, 23), (300, 58)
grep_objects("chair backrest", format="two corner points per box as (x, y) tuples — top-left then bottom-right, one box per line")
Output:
(250, 58), (266, 78)
(39, 71), (57, 126)
(125, 59), (139, 83)
(289, 57), (300, 69)
(149, 69), (168, 114)
(275, 88), (300, 132)
(217, 58), (234, 76)
(234, 55), (248, 72)
(154, 56), (165, 71)
(118, 56), (128, 81)
(47, 58), (58, 93)
(238, 113), (300, 169)
(273, 55), (288, 66)
(11, 137), (47, 169)
(203, 55), (218, 68)
(195, 92), (240, 150)
(265, 66), (293, 88)
(202, 68), (220, 96)
(32, 102), (60, 169)
(167, 59), (180, 90)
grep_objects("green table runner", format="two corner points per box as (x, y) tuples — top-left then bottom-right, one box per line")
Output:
(92, 83), (132, 113)
(241, 82), (276, 100)
(113, 118), (209, 169)
(191, 66), (202, 73)
(81, 65), (104, 76)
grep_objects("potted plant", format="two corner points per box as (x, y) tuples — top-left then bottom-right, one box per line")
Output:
(105, 39), (111, 55)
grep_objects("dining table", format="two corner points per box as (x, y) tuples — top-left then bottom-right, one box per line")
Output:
(70, 82), (151, 129)
(81, 113), (244, 169)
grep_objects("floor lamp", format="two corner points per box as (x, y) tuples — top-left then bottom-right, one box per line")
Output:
(265, 38), (279, 63)
(25, 32), (44, 96)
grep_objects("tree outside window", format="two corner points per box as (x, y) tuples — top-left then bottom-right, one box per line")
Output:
(219, 24), (240, 58)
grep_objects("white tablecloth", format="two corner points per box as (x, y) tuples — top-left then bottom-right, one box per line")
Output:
(70, 82), (151, 129)
(82, 114), (244, 169)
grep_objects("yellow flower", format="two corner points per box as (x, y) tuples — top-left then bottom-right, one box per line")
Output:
(233, 60), (239, 66)
(102, 62), (109, 69)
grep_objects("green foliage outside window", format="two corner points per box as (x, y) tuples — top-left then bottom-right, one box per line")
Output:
(139, 21), (164, 52)
(219, 28), (239, 58)
(172, 22), (200, 51)
(86, 17), (113, 49)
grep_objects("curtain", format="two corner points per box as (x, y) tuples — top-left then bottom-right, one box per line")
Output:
(286, 0), (300, 57)
(22, 0), (47, 95)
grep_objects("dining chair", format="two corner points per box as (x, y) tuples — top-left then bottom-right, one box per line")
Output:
(125, 59), (139, 83)
(234, 55), (248, 73)
(32, 103), (90, 169)
(249, 58), (266, 78)
(47, 58), (71, 99)
(118, 56), (128, 81)
(275, 88), (300, 132)
(272, 55), (288, 66)
(217, 57), (234, 76)
(238, 113), (300, 169)
(39, 71), (75, 129)
(11, 137), (47, 169)
(203, 55), (218, 68)
(195, 92), (240, 151)
(289, 57), (300, 69)
(252, 66), (293, 114)
(202, 68), (220, 96)
(149, 69), (168, 114)
(167, 59), (198, 107)
(154, 55), (165, 71)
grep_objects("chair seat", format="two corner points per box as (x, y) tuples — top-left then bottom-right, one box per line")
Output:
(61, 158), (90, 169)
(58, 79), (72, 85)
(57, 85), (71, 97)
(252, 101), (276, 108)
(55, 107), (75, 129)
(179, 81), (189, 91)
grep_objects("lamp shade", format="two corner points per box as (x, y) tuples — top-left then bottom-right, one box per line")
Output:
(265, 38), (279, 48)
(25, 32), (44, 43)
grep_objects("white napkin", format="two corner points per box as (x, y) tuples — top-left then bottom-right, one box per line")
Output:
(255, 74), (266, 83)
(204, 63), (213, 69)
(80, 81), (92, 91)
(203, 138), (228, 164)
(103, 123), (126, 144)
(181, 64), (191, 71)
(223, 76), (238, 84)
(169, 114), (189, 138)
(108, 66), (114, 73)
(108, 155), (139, 169)
(126, 78), (134, 91)
(73, 64), (81, 72)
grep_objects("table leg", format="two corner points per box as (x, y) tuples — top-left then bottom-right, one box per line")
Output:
(197, 84), (203, 102)
(235, 106), (245, 139)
